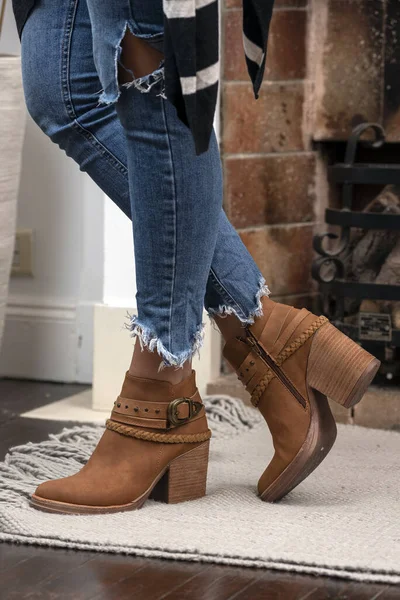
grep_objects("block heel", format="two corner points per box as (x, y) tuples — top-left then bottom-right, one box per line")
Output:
(151, 441), (210, 504)
(307, 323), (381, 408)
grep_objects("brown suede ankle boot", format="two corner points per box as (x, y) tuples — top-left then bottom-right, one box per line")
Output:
(223, 297), (380, 503)
(30, 369), (211, 514)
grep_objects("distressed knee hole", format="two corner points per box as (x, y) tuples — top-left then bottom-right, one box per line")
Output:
(117, 26), (165, 97)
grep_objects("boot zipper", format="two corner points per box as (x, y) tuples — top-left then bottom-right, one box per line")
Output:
(245, 330), (307, 409)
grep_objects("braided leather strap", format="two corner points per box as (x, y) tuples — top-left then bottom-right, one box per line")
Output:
(250, 315), (329, 405)
(275, 315), (329, 367)
(251, 369), (275, 408)
(106, 419), (212, 444)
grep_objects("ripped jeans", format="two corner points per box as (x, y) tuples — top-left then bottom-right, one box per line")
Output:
(19, 0), (270, 368)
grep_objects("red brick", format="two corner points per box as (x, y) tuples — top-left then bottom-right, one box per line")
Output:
(223, 82), (305, 154)
(225, 154), (316, 228)
(312, 0), (384, 140)
(265, 9), (307, 81)
(223, 10), (247, 80)
(239, 225), (315, 295)
(224, 9), (307, 82)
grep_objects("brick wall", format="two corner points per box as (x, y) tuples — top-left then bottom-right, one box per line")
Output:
(221, 0), (400, 308)
(221, 0), (318, 308)
(309, 0), (400, 142)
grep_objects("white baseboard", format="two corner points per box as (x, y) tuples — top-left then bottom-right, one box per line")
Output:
(92, 304), (221, 411)
(0, 297), (222, 400)
(0, 295), (94, 383)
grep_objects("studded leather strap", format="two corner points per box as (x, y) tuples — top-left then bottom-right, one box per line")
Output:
(111, 389), (204, 430)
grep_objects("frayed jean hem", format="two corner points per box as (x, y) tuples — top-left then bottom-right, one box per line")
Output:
(124, 312), (205, 371)
(207, 276), (271, 326)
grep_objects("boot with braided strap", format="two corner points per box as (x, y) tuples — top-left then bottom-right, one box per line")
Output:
(223, 296), (380, 503)
(31, 370), (211, 514)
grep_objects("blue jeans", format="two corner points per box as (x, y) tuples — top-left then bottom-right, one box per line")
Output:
(19, 0), (270, 368)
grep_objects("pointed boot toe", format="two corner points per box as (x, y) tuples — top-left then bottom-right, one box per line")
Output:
(33, 479), (62, 503)
(32, 476), (87, 512)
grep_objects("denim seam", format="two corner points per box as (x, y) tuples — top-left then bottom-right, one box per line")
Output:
(208, 268), (248, 321)
(127, 3), (142, 35)
(60, 0), (129, 176)
(160, 93), (177, 352)
(60, 0), (79, 123)
(71, 119), (128, 175)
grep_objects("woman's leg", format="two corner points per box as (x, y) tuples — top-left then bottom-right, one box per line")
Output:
(108, 43), (221, 379)
(115, 32), (194, 383)
(21, 0), (269, 374)
(22, 0), (213, 514)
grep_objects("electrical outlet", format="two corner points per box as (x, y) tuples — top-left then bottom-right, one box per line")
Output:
(11, 229), (33, 276)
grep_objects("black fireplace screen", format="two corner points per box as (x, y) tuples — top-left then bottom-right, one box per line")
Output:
(312, 123), (400, 380)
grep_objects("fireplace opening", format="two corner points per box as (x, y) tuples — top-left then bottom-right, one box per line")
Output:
(312, 123), (400, 383)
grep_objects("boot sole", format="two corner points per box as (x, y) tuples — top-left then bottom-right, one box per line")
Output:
(30, 441), (209, 515)
(259, 388), (337, 503)
(259, 323), (380, 502)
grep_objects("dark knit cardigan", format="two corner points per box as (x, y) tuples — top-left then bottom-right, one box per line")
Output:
(12, 0), (275, 155)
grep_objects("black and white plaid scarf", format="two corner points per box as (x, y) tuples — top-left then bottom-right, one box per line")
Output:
(163, 0), (275, 154)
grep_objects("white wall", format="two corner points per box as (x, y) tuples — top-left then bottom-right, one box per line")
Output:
(11, 124), (87, 303)
(0, 111), (108, 382)
(0, 6), (107, 382)
(103, 199), (136, 307)
(0, 0), (20, 55)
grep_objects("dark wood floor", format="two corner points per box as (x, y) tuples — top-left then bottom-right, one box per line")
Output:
(0, 379), (399, 600)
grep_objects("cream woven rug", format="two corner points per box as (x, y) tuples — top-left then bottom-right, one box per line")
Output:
(0, 397), (399, 585)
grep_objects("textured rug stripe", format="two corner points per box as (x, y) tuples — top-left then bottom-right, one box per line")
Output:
(0, 396), (399, 585)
